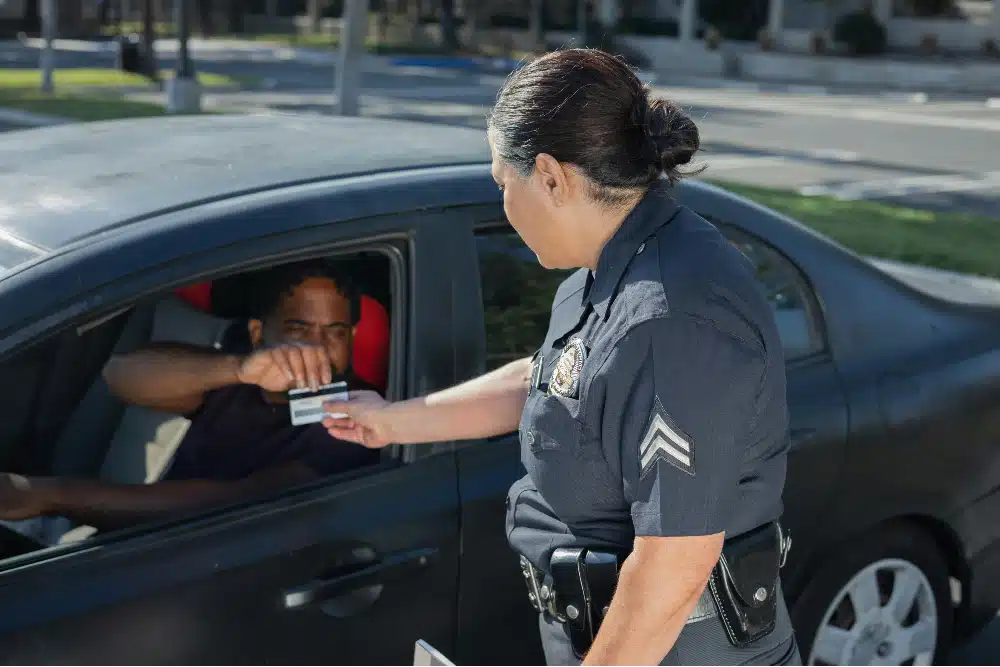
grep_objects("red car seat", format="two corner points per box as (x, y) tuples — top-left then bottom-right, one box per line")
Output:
(174, 282), (390, 393)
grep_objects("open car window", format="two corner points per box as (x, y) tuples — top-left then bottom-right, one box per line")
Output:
(0, 249), (399, 553)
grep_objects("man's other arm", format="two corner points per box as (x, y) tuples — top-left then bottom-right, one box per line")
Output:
(0, 464), (317, 533)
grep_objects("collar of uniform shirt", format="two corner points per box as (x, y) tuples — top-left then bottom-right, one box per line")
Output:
(585, 180), (679, 319)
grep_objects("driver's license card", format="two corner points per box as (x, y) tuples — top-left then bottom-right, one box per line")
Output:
(288, 381), (349, 426)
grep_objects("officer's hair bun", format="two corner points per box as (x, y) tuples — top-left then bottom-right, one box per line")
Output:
(631, 93), (702, 177)
(487, 48), (704, 199)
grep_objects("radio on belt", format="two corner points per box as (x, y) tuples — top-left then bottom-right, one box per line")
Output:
(288, 381), (349, 426)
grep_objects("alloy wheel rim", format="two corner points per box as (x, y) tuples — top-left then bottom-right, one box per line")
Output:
(807, 557), (937, 666)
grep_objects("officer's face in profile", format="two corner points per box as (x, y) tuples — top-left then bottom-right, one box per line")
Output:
(490, 140), (590, 270)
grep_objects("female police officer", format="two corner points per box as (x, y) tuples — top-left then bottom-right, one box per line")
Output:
(323, 48), (801, 666)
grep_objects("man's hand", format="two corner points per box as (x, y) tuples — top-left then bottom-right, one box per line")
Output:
(322, 390), (395, 449)
(237, 343), (333, 392)
(0, 474), (55, 521)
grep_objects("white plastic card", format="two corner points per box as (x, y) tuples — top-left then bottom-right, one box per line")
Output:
(288, 381), (349, 426)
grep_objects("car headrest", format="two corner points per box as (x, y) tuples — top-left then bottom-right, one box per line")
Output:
(174, 282), (213, 313)
(354, 295), (390, 393)
(175, 282), (390, 394)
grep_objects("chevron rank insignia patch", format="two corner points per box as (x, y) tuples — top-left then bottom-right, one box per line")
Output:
(639, 399), (695, 477)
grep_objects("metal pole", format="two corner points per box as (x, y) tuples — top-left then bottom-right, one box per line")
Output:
(577, 0), (587, 46)
(336, 0), (369, 116)
(40, 0), (56, 93)
(175, 0), (193, 78)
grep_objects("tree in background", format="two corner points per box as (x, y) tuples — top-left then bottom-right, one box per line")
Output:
(440, 0), (459, 51)
(197, 0), (216, 36)
(142, 0), (161, 82)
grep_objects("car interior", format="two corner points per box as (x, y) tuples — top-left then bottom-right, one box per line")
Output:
(0, 250), (394, 555)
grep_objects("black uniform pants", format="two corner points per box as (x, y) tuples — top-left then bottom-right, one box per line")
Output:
(538, 582), (802, 666)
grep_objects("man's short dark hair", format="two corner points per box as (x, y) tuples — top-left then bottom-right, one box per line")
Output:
(250, 259), (360, 324)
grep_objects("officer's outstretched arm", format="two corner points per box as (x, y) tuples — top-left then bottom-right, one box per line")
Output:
(327, 355), (534, 447)
(582, 313), (768, 665)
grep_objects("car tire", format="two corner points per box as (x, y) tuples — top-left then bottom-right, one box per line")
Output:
(790, 523), (953, 666)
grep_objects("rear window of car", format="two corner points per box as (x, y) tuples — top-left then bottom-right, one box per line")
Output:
(0, 240), (40, 278)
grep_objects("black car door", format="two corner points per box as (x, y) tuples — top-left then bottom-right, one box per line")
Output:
(450, 217), (571, 666)
(0, 458), (459, 665)
(0, 209), (464, 665)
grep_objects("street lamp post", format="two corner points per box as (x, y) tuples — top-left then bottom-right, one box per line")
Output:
(177, 0), (193, 79)
(40, 0), (56, 94)
(167, 0), (202, 113)
(336, 0), (370, 116)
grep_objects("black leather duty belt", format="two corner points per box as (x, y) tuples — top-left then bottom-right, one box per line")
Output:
(519, 552), (716, 627)
(518, 522), (792, 657)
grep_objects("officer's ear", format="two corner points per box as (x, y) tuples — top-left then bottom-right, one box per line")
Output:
(533, 152), (573, 207)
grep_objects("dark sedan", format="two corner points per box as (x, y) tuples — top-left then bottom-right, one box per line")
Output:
(0, 114), (998, 665)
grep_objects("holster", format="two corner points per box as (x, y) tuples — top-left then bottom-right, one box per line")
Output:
(548, 548), (621, 659)
(525, 523), (791, 657)
(707, 522), (789, 648)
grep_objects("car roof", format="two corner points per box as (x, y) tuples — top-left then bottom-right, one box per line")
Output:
(0, 113), (492, 257)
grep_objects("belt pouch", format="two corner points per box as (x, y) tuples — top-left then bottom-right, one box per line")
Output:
(550, 548), (593, 659)
(707, 522), (781, 647)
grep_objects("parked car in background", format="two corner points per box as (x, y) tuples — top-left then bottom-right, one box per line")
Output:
(0, 115), (998, 665)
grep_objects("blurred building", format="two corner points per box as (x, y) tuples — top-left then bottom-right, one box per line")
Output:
(0, 0), (102, 38)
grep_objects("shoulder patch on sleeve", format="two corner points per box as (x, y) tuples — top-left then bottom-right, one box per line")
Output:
(639, 397), (695, 477)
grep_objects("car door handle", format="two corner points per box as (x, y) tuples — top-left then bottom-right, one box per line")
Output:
(283, 547), (439, 610)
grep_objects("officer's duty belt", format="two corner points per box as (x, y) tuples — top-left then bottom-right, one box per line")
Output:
(519, 522), (791, 658)
(520, 549), (715, 658)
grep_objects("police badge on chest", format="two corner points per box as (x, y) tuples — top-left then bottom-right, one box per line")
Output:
(548, 337), (587, 399)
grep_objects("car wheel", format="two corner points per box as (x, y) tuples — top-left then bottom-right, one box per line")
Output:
(791, 524), (952, 666)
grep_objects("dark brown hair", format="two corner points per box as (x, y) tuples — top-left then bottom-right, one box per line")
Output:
(487, 48), (702, 204)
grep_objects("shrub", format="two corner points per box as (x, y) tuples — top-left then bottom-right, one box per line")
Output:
(617, 17), (679, 37)
(832, 10), (887, 56)
(809, 31), (826, 55)
(757, 28), (776, 51)
(704, 25), (723, 50)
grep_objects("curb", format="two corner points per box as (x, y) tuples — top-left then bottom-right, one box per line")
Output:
(0, 107), (68, 127)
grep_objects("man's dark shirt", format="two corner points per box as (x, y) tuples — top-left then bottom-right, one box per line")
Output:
(163, 378), (379, 481)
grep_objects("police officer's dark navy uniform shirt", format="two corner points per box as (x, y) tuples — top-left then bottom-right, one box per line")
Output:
(507, 181), (790, 572)
(164, 377), (380, 481)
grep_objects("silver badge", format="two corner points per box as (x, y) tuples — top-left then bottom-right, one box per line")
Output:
(549, 338), (586, 398)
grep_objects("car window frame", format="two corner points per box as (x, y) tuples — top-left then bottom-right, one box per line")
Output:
(0, 209), (466, 570)
(473, 213), (831, 368)
(711, 221), (831, 367)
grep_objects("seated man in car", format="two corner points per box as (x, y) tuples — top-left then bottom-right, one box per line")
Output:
(0, 260), (381, 532)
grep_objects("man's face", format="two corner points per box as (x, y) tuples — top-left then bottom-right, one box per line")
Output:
(249, 277), (354, 376)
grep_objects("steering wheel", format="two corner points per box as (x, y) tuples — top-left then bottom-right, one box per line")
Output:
(0, 523), (47, 558)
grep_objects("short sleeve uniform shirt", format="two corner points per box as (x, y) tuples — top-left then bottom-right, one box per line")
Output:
(506, 183), (790, 571)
